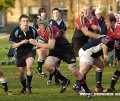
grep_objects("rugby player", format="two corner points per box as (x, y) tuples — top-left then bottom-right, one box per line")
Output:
(9, 15), (37, 94)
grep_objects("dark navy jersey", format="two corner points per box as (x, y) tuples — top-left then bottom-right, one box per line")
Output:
(49, 19), (66, 36)
(81, 36), (114, 58)
(9, 26), (38, 58)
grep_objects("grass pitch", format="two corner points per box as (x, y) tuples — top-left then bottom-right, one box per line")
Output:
(0, 32), (120, 101)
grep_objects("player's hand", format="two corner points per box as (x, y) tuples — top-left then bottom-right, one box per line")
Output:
(103, 55), (109, 64)
(91, 25), (99, 30)
(20, 39), (28, 44)
(29, 39), (37, 45)
(114, 42), (120, 49)
(38, 39), (45, 44)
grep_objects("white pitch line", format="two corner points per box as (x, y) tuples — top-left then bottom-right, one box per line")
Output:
(0, 35), (10, 39)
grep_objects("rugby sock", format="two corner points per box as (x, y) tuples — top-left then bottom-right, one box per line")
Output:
(76, 75), (86, 92)
(37, 60), (44, 73)
(52, 68), (67, 81)
(48, 74), (53, 80)
(20, 77), (26, 89)
(0, 78), (8, 92)
(27, 74), (33, 88)
(2, 83), (8, 92)
(55, 76), (59, 83)
(76, 80), (82, 92)
(77, 78), (89, 93)
(110, 70), (120, 88)
(96, 70), (103, 88)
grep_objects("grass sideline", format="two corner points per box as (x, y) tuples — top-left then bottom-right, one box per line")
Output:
(0, 32), (120, 101)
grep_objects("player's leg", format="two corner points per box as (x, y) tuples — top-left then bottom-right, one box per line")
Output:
(54, 61), (61, 85)
(26, 56), (34, 94)
(45, 56), (69, 93)
(93, 58), (105, 92)
(16, 55), (27, 94)
(47, 74), (53, 85)
(0, 68), (13, 95)
(35, 48), (48, 77)
(47, 61), (61, 86)
(107, 61), (120, 92)
(68, 62), (93, 98)
(77, 62), (91, 93)
(18, 67), (26, 94)
(73, 49), (94, 97)
(107, 49), (120, 92)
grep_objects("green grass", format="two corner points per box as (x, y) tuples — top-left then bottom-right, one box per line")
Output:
(0, 31), (10, 33)
(0, 33), (120, 101)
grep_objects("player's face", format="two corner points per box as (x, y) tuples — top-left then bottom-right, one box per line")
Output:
(52, 10), (60, 20)
(20, 18), (29, 28)
(38, 24), (46, 32)
(96, 13), (102, 20)
(105, 18), (115, 29)
(115, 15), (119, 23)
(105, 18), (111, 29)
(40, 12), (46, 17)
(83, 6), (92, 17)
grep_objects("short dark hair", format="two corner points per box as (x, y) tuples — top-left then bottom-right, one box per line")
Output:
(38, 8), (46, 14)
(105, 13), (116, 22)
(52, 8), (60, 13)
(19, 14), (29, 21)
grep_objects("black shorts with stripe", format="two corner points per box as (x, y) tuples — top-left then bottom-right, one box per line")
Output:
(49, 45), (76, 64)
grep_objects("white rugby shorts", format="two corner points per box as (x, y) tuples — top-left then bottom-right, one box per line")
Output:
(78, 48), (94, 65)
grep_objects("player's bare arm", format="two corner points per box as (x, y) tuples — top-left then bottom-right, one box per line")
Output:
(81, 27), (101, 38)
(102, 40), (109, 62)
(91, 24), (101, 32)
(29, 38), (56, 50)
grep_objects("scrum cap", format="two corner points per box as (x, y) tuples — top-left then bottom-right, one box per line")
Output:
(36, 16), (49, 26)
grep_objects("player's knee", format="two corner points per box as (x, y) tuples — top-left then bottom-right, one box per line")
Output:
(96, 65), (104, 70)
(19, 72), (24, 78)
(68, 63), (77, 75)
(72, 70), (79, 77)
(45, 59), (56, 70)
(68, 63), (77, 69)
(44, 62), (53, 72)
(79, 69), (86, 77)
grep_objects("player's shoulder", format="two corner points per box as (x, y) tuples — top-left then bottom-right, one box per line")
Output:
(13, 26), (20, 30)
(92, 15), (98, 20)
(48, 24), (56, 29)
(12, 26), (20, 33)
(49, 19), (54, 22)
(48, 25), (60, 33)
(29, 26), (37, 31)
(33, 16), (39, 22)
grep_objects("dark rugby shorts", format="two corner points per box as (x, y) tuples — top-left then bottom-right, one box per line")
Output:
(16, 50), (36, 67)
(115, 49), (120, 61)
(49, 46), (76, 64)
(72, 41), (86, 57)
